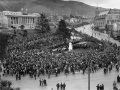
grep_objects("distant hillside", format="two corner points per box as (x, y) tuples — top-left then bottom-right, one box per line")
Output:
(0, 0), (106, 17)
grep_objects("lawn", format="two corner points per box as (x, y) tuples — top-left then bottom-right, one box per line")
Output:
(74, 48), (90, 53)
(0, 26), (57, 34)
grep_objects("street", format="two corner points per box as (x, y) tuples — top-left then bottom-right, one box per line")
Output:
(75, 24), (120, 46)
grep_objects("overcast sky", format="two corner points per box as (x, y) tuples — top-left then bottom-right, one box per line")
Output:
(64, 0), (120, 9)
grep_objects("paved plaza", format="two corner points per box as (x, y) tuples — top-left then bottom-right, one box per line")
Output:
(1, 67), (120, 90)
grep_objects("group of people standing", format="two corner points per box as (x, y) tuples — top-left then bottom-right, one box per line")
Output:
(56, 83), (66, 90)
(96, 84), (104, 90)
(39, 78), (47, 86)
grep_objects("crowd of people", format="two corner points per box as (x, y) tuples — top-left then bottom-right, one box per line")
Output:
(0, 31), (120, 90)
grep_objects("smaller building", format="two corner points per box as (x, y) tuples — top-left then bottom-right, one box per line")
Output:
(81, 16), (91, 23)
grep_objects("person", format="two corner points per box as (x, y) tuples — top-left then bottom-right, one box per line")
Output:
(18, 74), (21, 80)
(43, 78), (47, 86)
(39, 78), (41, 86)
(34, 73), (36, 80)
(56, 83), (60, 90)
(55, 70), (58, 77)
(99, 85), (102, 90)
(117, 75), (120, 82)
(41, 79), (44, 86)
(60, 83), (63, 90)
(101, 84), (104, 90)
(104, 67), (106, 74)
(116, 64), (119, 71)
(0, 74), (1, 80)
(96, 84), (100, 90)
(63, 83), (66, 90)
(113, 81), (117, 90)
(48, 69), (50, 79)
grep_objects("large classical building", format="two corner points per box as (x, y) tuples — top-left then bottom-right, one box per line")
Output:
(0, 10), (40, 29)
(94, 8), (120, 30)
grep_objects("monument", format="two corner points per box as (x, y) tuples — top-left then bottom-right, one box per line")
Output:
(69, 42), (73, 51)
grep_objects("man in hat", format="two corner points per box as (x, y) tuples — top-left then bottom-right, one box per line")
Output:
(117, 75), (120, 82)
(39, 78), (42, 86)
(63, 83), (66, 90)
(43, 78), (47, 86)
(96, 84), (100, 90)
(56, 83), (60, 90)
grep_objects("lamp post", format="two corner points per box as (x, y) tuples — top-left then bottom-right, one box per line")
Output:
(87, 51), (91, 90)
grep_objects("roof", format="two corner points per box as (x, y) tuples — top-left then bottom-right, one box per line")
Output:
(5, 14), (40, 17)
(108, 9), (120, 14)
(99, 11), (109, 16)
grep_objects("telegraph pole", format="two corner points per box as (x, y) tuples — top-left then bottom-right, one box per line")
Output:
(88, 60), (90, 90)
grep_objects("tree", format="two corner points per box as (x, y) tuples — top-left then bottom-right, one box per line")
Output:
(11, 26), (16, 35)
(0, 80), (20, 90)
(20, 25), (25, 30)
(20, 25), (27, 37)
(56, 19), (71, 42)
(35, 13), (50, 33)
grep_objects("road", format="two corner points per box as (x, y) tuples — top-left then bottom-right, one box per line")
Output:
(75, 24), (120, 46)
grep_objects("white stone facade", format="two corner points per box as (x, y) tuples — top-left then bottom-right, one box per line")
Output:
(0, 11), (40, 29)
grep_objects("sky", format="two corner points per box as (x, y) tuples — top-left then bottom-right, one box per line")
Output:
(64, 0), (120, 9)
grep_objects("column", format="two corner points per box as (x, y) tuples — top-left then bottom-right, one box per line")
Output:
(22, 17), (23, 24)
(26, 17), (28, 24)
(24, 17), (25, 24)
(27, 17), (28, 24)
(17, 17), (18, 24)
(25, 17), (27, 24)
(18, 17), (21, 25)
(28, 17), (30, 24)
(26, 17), (27, 24)
(13, 17), (15, 24)
(29, 17), (30, 24)
(15, 17), (16, 24)
(30, 18), (31, 24)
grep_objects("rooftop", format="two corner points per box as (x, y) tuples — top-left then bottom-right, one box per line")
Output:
(99, 11), (109, 16)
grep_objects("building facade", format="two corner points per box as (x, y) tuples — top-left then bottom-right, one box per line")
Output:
(94, 9), (120, 30)
(0, 11), (40, 29)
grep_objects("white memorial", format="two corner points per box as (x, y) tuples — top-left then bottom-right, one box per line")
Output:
(69, 42), (73, 51)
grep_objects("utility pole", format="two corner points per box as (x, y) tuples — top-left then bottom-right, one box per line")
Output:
(87, 52), (91, 90)
(88, 60), (90, 90)
(90, 20), (93, 37)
